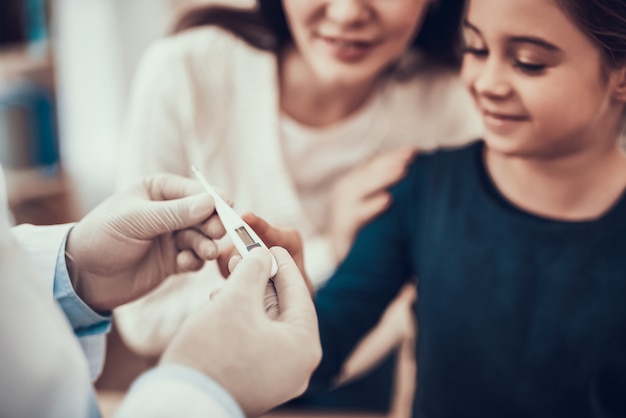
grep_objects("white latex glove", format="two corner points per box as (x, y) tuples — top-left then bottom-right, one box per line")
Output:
(161, 247), (321, 418)
(330, 148), (416, 261)
(65, 174), (226, 312)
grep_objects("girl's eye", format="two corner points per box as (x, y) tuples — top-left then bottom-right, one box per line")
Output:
(514, 61), (546, 74)
(462, 47), (488, 57)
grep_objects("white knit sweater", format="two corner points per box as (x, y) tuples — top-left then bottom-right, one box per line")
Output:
(115, 27), (483, 355)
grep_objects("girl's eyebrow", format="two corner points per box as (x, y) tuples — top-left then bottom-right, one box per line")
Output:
(463, 19), (561, 52)
(509, 36), (561, 52)
(462, 19), (481, 34)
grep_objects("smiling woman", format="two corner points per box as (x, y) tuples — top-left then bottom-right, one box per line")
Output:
(113, 0), (481, 414)
(280, 0), (430, 84)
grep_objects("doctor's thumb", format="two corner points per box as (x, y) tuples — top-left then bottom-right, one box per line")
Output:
(137, 193), (215, 237)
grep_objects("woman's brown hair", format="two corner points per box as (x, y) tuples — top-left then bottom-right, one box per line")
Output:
(173, 0), (469, 70)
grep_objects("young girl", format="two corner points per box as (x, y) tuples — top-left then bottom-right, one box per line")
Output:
(260, 0), (626, 415)
(113, 0), (480, 412)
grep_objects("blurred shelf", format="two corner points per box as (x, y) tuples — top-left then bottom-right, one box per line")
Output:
(5, 165), (78, 225)
(0, 44), (54, 89)
(4, 165), (64, 204)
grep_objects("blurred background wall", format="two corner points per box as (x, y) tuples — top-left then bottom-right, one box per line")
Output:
(53, 0), (171, 215)
(1, 0), (253, 224)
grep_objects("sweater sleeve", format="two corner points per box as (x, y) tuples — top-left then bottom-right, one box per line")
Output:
(309, 161), (420, 390)
(116, 27), (241, 188)
(116, 36), (192, 188)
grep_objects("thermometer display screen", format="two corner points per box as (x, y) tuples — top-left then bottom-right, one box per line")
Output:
(235, 226), (260, 251)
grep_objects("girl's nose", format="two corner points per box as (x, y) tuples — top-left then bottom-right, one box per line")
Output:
(472, 59), (513, 100)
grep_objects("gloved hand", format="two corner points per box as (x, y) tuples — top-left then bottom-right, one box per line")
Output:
(160, 247), (321, 417)
(65, 174), (226, 313)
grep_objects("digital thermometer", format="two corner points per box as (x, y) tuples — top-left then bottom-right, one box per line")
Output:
(191, 166), (278, 277)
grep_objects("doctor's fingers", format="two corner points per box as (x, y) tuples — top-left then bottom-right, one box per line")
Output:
(175, 229), (220, 260)
(222, 253), (280, 318)
(218, 249), (274, 307)
(176, 249), (204, 272)
(141, 173), (205, 201)
(227, 254), (243, 274)
(271, 248), (317, 329)
(216, 245), (240, 278)
(196, 213), (227, 239)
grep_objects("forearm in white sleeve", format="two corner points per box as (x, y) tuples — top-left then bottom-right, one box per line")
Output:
(11, 223), (74, 292)
(0, 216), (95, 416)
(12, 223), (112, 381)
(115, 365), (244, 418)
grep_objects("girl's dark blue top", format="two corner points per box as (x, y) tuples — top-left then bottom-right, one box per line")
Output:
(312, 141), (626, 417)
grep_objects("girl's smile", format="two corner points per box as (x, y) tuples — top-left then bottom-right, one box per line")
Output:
(461, 0), (626, 160)
(481, 108), (530, 134)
